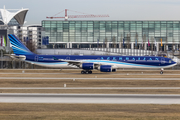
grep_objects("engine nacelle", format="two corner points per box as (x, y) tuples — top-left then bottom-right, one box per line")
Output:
(80, 63), (94, 70)
(98, 65), (112, 72)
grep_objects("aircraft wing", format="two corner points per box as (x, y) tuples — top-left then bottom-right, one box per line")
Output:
(58, 59), (117, 69)
(58, 59), (101, 67)
(58, 59), (85, 67)
(59, 59), (81, 63)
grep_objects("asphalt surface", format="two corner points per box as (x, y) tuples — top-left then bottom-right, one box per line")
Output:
(0, 73), (180, 75)
(0, 87), (180, 89)
(0, 77), (180, 80)
(0, 93), (180, 104)
(1, 71), (179, 104)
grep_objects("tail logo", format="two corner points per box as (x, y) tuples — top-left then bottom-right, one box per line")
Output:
(8, 34), (34, 55)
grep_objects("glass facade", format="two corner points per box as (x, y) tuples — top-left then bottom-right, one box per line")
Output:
(42, 20), (180, 50)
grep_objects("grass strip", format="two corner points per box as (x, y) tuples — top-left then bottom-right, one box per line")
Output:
(1, 89), (180, 94)
(0, 80), (180, 87)
(0, 103), (180, 120)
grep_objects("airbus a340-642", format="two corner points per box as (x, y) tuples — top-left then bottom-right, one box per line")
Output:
(7, 34), (177, 74)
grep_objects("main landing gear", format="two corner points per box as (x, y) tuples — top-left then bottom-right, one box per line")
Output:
(160, 68), (164, 74)
(81, 70), (92, 74)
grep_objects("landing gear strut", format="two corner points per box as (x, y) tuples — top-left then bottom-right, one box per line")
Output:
(160, 68), (164, 74)
(81, 70), (92, 74)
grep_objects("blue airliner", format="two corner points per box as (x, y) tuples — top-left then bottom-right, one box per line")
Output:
(8, 34), (177, 74)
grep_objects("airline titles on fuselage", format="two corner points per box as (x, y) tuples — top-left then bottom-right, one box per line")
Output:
(100, 57), (159, 61)
(38, 56), (161, 62)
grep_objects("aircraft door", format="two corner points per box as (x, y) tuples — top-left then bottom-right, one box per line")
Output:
(161, 58), (165, 64)
(66, 57), (70, 60)
(35, 56), (38, 62)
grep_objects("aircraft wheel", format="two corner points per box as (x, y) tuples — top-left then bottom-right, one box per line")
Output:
(88, 71), (92, 74)
(160, 71), (163, 74)
(81, 71), (85, 74)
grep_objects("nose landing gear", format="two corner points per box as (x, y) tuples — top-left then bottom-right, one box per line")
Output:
(160, 68), (164, 74)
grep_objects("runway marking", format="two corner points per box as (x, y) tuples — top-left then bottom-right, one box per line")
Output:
(0, 77), (179, 80)
(0, 93), (180, 104)
(0, 87), (180, 89)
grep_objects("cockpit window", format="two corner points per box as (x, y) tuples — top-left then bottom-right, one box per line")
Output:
(169, 60), (171, 63)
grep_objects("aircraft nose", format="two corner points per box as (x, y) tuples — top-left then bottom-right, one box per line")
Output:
(172, 57), (180, 65)
(172, 61), (177, 66)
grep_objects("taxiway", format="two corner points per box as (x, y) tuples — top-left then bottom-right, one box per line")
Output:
(0, 93), (180, 104)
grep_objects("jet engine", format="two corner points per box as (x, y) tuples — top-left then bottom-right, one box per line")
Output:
(80, 63), (94, 70)
(98, 65), (116, 72)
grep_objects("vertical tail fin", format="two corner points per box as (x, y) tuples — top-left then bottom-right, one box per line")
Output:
(8, 34), (34, 55)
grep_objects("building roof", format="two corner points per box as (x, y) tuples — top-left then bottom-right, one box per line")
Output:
(0, 6), (28, 26)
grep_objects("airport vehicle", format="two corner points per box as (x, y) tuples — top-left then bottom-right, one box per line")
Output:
(7, 34), (177, 74)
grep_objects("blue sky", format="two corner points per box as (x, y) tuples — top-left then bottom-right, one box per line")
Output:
(1, 0), (180, 25)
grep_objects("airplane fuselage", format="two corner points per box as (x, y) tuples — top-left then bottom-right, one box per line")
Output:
(24, 54), (177, 69)
(8, 34), (177, 74)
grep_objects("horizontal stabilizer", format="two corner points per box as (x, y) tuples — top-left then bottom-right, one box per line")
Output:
(4, 54), (26, 61)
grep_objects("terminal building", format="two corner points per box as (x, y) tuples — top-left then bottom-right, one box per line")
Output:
(1, 6), (180, 53)
(42, 20), (180, 51)
(0, 6), (29, 52)
(1, 6), (180, 68)
(0, 6), (44, 52)
(0, 7), (45, 69)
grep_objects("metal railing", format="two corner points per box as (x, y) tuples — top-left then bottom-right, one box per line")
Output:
(82, 48), (160, 56)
